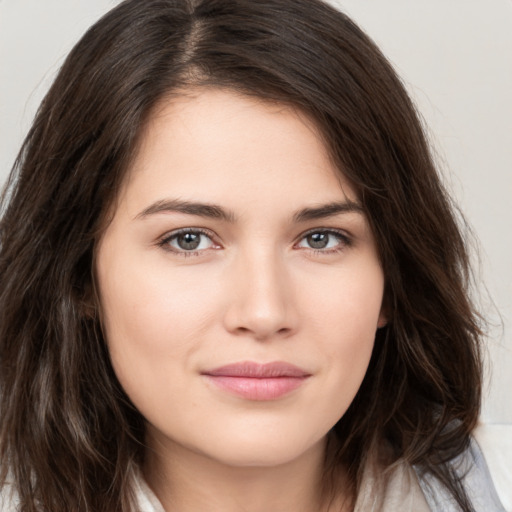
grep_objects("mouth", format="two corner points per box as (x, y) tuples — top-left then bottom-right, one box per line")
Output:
(201, 361), (311, 401)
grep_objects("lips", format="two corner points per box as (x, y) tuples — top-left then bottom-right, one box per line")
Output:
(201, 361), (311, 400)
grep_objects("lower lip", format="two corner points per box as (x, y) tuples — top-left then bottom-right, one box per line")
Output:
(204, 375), (308, 400)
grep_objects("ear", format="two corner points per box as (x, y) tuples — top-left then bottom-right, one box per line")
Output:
(376, 302), (389, 329)
(75, 277), (100, 320)
(377, 287), (391, 329)
(377, 313), (388, 329)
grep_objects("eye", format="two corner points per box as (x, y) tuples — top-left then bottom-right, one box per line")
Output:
(158, 228), (218, 254)
(296, 230), (350, 252)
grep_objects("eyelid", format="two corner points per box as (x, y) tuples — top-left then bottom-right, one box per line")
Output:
(157, 227), (221, 256)
(156, 226), (352, 257)
(294, 227), (352, 252)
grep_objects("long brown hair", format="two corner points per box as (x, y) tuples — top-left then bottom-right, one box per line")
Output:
(0, 0), (482, 510)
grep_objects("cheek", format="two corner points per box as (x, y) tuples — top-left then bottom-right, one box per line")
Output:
(302, 263), (384, 409)
(304, 260), (384, 342)
(99, 246), (217, 347)
(96, 250), (220, 410)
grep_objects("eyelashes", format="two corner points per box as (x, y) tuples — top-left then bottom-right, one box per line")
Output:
(157, 227), (352, 257)
(157, 228), (220, 257)
(295, 228), (352, 252)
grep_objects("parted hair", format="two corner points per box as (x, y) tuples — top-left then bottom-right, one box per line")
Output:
(0, 0), (482, 510)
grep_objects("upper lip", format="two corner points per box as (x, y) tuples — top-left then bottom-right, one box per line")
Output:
(202, 361), (310, 378)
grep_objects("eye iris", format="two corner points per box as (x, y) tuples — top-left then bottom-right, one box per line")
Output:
(307, 232), (329, 249)
(177, 232), (201, 250)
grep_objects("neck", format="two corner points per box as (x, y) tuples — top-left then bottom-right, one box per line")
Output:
(143, 434), (352, 512)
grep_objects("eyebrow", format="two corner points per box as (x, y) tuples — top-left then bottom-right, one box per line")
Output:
(135, 199), (237, 222)
(135, 198), (364, 223)
(292, 200), (364, 222)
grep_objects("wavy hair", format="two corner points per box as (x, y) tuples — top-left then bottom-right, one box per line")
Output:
(0, 0), (482, 510)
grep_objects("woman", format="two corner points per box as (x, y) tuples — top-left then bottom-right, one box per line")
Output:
(0, 0), (505, 511)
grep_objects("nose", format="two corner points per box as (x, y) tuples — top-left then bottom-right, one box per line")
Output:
(222, 248), (299, 341)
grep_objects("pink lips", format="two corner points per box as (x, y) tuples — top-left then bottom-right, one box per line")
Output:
(201, 361), (310, 401)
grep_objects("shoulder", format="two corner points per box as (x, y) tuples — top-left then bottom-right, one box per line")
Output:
(0, 467), (164, 512)
(0, 480), (19, 512)
(133, 471), (166, 512)
(355, 454), (431, 512)
(0, 473), (164, 512)
(415, 437), (507, 512)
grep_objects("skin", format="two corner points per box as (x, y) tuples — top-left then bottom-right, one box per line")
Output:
(96, 88), (386, 512)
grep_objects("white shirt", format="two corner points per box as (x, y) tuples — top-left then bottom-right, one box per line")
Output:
(134, 439), (505, 512)
(1, 439), (506, 511)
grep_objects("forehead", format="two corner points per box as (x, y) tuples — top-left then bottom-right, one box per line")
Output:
(119, 88), (358, 216)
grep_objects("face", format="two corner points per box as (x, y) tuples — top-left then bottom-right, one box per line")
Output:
(96, 89), (386, 469)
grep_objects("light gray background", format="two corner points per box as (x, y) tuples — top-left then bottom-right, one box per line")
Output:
(1, 0), (511, 425)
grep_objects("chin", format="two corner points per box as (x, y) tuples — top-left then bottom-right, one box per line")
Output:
(195, 431), (326, 469)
